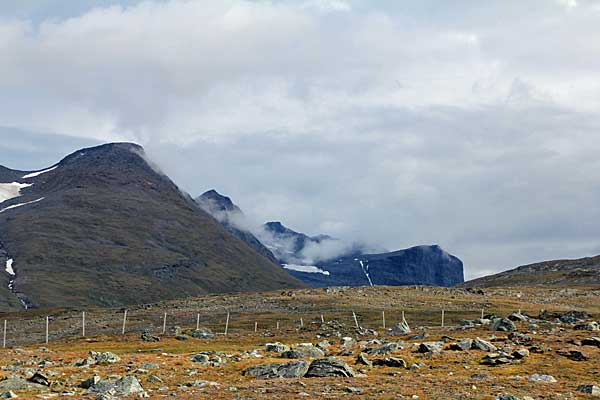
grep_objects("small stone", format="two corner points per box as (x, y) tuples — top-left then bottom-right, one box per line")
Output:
(80, 376), (101, 389)
(417, 342), (443, 354)
(265, 342), (289, 353)
(0, 391), (17, 399)
(345, 387), (363, 393)
(512, 349), (529, 359)
(356, 353), (372, 367)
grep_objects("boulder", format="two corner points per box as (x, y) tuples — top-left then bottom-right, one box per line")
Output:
(574, 322), (599, 331)
(512, 349), (529, 359)
(367, 342), (400, 355)
(557, 349), (588, 361)
(305, 358), (356, 378)
(418, 342), (443, 354)
(577, 384), (600, 396)
(265, 342), (290, 353)
(528, 374), (557, 383)
(140, 329), (160, 342)
(355, 353), (372, 367)
(281, 347), (325, 359)
(94, 352), (121, 365)
(87, 376), (145, 397)
(582, 337), (600, 347)
(491, 318), (516, 332)
(0, 391), (17, 399)
(187, 327), (215, 339)
(472, 338), (497, 352)
(28, 372), (49, 386)
(243, 361), (309, 379)
(80, 376), (102, 389)
(372, 357), (407, 368)
(340, 337), (356, 350)
(508, 312), (528, 322)
(0, 377), (46, 391)
(481, 352), (514, 366)
(450, 338), (473, 351)
(559, 311), (589, 323)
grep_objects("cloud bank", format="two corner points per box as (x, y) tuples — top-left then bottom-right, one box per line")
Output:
(1, 0), (600, 279)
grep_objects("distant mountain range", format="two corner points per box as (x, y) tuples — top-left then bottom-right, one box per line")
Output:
(462, 255), (600, 287)
(0, 143), (304, 311)
(195, 190), (465, 288)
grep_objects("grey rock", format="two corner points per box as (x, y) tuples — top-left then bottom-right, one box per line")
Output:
(345, 387), (363, 393)
(140, 362), (159, 370)
(243, 361), (309, 379)
(28, 372), (49, 386)
(191, 354), (210, 364)
(373, 357), (407, 368)
(0, 391), (17, 399)
(88, 375), (145, 396)
(472, 338), (497, 352)
(305, 358), (356, 378)
(80, 376), (102, 389)
(481, 353), (514, 366)
(281, 346), (325, 359)
(367, 342), (400, 355)
(559, 311), (589, 323)
(265, 342), (289, 353)
(418, 342), (443, 354)
(340, 337), (356, 350)
(491, 318), (516, 332)
(355, 353), (372, 367)
(0, 377), (46, 391)
(495, 395), (520, 400)
(582, 337), (600, 347)
(187, 327), (215, 339)
(140, 330), (160, 342)
(450, 338), (473, 351)
(512, 349), (529, 359)
(528, 374), (557, 383)
(316, 340), (331, 352)
(508, 312), (528, 322)
(147, 375), (163, 383)
(574, 322), (599, 331)
(94, 352), (121, 365)
(577, 384), (600, 396)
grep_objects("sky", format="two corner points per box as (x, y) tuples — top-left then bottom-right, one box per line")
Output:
(1, 0), (600, 280)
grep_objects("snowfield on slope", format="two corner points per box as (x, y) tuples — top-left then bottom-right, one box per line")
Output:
(0, 182), (33, 203)
(282, 264), (330, 275)
(0, 197), (45, 213)
(22, 165), (58, 179)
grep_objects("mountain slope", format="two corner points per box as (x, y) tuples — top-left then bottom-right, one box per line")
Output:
(195, 190), (279, 264)
(462, 255), (600, 288)
(0, 143), (304, 311)
(284, 245), (464, 288)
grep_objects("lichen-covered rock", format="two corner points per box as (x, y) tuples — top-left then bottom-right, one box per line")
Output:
(265, 342), (289, 353)
(243, 361), (309, 379)
(305, 358), (356, 378)
(281, 346), (325, 359)
(491, 318), (516, 332)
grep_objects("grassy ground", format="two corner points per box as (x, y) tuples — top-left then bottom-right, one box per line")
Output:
(0, 285), (598, 399)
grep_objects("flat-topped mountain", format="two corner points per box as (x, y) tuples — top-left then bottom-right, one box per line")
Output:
(463, 255), (600, 288)
(0, 143), (304, 311)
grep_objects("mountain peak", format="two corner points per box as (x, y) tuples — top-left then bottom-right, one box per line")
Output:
(196, 189), (242, 215)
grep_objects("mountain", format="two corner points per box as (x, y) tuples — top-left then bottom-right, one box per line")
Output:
(0, 143), (304, 311)
(462, 255), (600, 288)
(195, 190), (279, 264)
(195, 191), (464, 288)
(283, 245), (464, 288)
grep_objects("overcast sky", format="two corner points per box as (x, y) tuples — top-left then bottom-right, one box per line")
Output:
(1, 0), (600, 279)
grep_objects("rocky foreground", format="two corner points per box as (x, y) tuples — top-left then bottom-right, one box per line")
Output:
(0, 286), (598, 399)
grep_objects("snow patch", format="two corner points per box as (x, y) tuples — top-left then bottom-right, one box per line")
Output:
(5, 259), (14, 276)
(0, 197), (45, 213)
(22, 165), (57, 179)
(358, 260), (374, 286)
(282, 264), (330, 276)
(0, 182), (33, 203)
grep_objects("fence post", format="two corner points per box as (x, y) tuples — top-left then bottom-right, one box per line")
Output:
(3, 320), (6, 348)
(321, 314), (324, 323)
(224, 312), (230, 336)
(45, 316), (49, 344)
(352, 311), (359, 329)
(481, 308), (484, 319)
(441, 309), (445, 327)
(122, 310), (127, 335)
(162, 312), (167, 334)
(382, 311), (386, 329)
(82, 311), (86, 337)
(196, 313), (200, 330)
(300, 317), (303, 327)
(254, 321), (258, 333)
(276, 320), (280, 331)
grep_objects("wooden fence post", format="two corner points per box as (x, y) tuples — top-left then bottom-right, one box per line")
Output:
(162, 312), (167, 334)
(300, 317), (303, 327)
(441, 309), (445, 327)
(321, 314), (324, 323)
(254, 321), (258, 333)
(276, 320), (280, 331)
(382, 311), (386, 329)
(82, 311), (86, 337)
(196, 313), (200, 330)
(352, 311), (359, 329)
(45, 316), (49, 344)
(3, 320), (6, 348)
(224, 312), (230, 335)
(122, 310), (127, 335)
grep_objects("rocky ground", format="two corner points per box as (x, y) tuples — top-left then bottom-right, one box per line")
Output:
(0, 286), (598, 399)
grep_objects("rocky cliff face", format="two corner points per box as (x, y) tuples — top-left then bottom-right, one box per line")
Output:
(0, 143), (304, 311)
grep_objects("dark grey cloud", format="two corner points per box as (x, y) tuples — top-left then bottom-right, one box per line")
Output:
(1, 0), (599, 279)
